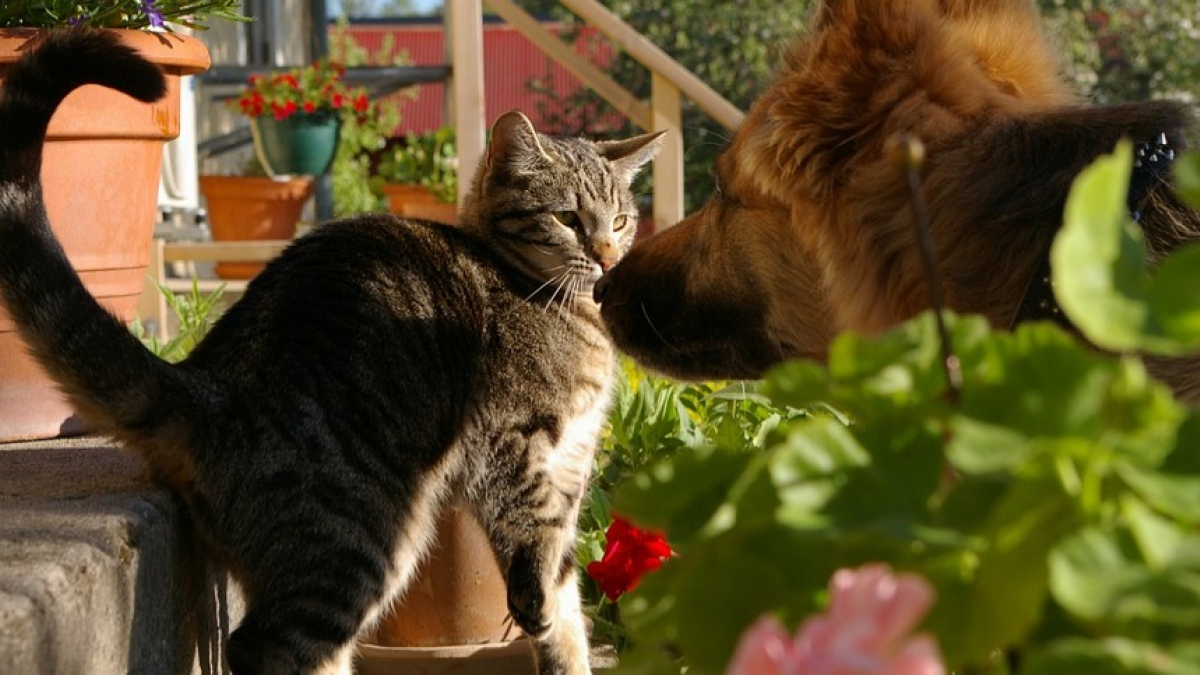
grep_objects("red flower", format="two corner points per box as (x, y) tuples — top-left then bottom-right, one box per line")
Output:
(228, 60), (369, 120)
(271, 100), (298, 120)
(586, 515), (672, 602)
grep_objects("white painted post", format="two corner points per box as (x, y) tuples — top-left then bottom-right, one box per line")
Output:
(445, 0), (487, 210)
(651, 74), (684, 231)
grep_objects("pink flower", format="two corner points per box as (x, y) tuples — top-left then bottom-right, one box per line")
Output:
(727, 564), (944, 675)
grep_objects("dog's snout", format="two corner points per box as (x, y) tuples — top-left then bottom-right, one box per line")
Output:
(593, 271), (612, 303)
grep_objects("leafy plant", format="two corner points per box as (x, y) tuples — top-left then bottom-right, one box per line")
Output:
(372, 127), (458, 204)
(131, 280), (225, 362)
(592, 147), (1200, 674)
(326, 21), (408, 216)
(0, 0), (245, 29)
(579, 361), (812, 649)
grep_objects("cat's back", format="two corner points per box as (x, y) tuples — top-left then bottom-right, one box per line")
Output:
(179, 215), (506, 418)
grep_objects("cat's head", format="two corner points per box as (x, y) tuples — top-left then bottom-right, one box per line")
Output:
(460, 111), (662, 299)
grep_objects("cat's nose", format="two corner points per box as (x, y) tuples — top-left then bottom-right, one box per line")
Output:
(593, 272), (612, 303)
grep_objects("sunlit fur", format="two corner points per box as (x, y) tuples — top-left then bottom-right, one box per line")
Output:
(0, 30), (662, 675)
(597, 0), (1200, 401)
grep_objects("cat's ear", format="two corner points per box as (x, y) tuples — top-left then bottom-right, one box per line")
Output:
(486, 110), (550, 173)
(597, 130), (665, 181)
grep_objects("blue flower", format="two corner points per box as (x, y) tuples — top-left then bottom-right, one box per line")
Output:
(141, 0), (165, 28)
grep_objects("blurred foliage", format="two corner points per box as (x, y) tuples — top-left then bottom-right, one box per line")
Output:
(1038, 0), (1200, 106)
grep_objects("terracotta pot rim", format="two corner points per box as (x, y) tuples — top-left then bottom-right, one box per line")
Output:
(199, 174), (315, 186)
(357, 636), (531, 660)
(199, 175), (316, 202)
(0, 28), (211, 75)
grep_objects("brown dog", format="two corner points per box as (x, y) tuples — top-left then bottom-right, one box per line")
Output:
(595, 0), (1200, 400)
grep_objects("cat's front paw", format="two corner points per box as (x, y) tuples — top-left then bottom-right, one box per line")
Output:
(507, 549), (556, 638)
(508, 582), (553, 638)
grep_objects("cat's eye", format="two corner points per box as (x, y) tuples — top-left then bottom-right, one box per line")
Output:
(553, 210), (580, 228)
(613, 214), (634, 233)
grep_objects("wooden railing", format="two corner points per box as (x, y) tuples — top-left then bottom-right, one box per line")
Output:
(443, 0), (746, 231)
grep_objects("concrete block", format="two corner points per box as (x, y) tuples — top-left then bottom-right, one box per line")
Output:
(0, 437), (240, 674)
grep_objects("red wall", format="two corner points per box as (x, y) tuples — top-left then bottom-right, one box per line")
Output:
(342, 20), (627, 136)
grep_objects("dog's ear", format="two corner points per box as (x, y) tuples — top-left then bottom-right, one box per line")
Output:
(947, 101), (1193, 227)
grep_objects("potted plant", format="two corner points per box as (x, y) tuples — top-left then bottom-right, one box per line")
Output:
(373, 127), (459, 225)
(198, 157), (314, 280)
(231, 59), (370, 177)
(0, 3), (241, 441)
(200, 62), (397, 279)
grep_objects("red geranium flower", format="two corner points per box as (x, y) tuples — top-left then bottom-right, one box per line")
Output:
(586, 514), (672, 602)
(229, 60), (372, 121)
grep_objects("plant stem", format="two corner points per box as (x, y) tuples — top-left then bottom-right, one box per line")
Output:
(892, 133), (963, 402)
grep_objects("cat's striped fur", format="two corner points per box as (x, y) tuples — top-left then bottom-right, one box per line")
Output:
(0, 30), (661, 674)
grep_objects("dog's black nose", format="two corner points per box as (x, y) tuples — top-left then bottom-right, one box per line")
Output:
(593, 272), (612, 303)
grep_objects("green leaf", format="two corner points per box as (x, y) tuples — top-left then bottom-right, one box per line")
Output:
(1173, 152), (1200, 211)
(925, 478), (1078, 665)
(1119, 465), (1200, 525)
(1163, 412), (1200, 474)
(1121, 495), (1185, 571)
(1053, 142), (1200, 355)
(761, 359), (831, 410)
(613, 445), (754, 544)
(670, 549), (790, 674)
(1053, 141), (1151, 351)
(1050, 525), (1200, 630)
(958, 322), (1115, 438)
(1146, 244), (1200, 346)
(768, 418), (869, 527)
(946, 416), (1034, 474)
(1024, 638), (1200, 675)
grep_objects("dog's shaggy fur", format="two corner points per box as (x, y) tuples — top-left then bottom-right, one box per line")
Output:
(596, 0), (1200, 401)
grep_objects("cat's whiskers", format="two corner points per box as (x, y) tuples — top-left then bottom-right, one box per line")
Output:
(524, 272), (565, 304)
(541, 270), (573, 314)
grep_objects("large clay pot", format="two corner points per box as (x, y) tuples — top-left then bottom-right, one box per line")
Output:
(357, 504), (537, 674)
(0, 29), (210, 442)
(199, 175), (313, 280)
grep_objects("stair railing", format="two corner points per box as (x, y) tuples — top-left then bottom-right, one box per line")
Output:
(443, 0), (746, 232)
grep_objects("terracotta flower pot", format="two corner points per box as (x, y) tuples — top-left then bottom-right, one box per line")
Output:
(0, 29), (210, 442)
(381, 183), (458, 226)
(357, 504), (537, 674)
(199, 175), (314, 279)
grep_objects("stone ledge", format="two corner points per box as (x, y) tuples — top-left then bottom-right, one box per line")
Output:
(0, 437), (620, 673)
(0, 436), (234, 675)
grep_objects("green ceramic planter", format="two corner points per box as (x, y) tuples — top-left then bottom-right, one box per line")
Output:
(251, 111), (341, 176)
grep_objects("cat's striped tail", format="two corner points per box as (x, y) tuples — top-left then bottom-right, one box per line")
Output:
(0, 30), (197, 448)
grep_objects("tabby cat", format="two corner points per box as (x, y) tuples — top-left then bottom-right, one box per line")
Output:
(0, 31), (661, 675)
